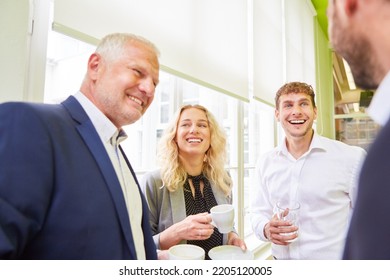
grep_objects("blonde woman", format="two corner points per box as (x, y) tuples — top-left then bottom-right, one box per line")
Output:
(140, 104), (246, 259)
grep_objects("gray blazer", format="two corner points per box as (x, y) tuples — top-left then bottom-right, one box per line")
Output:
(140, 169), (233, 249)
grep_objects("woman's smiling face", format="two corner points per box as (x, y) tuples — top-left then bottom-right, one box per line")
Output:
(175, 107), (211, 158)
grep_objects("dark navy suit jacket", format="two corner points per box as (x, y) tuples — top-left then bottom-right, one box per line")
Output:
(0, 96), (157, 259)
(343, 118), (390, 259)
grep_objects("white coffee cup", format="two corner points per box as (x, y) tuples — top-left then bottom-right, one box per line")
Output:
(209, 245), (254, 260)
(210, 204), (234, 234)
(168, 244), (205, 260)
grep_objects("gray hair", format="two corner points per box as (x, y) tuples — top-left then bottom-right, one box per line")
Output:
(95, 33), (160, 61)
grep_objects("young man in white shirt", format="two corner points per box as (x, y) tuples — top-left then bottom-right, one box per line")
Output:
(251, 82), (366, 259)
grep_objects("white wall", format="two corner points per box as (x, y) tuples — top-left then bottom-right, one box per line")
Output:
(0, 0), (30, 102)
(26, 0), (51, 103)
(0, 0), (50, 103)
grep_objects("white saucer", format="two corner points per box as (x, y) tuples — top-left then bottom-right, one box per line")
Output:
(209, 245), (254, 260)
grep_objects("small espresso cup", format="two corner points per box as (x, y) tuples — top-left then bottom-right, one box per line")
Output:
(168, 244), (205, 260)
(210, 204), (234, 234)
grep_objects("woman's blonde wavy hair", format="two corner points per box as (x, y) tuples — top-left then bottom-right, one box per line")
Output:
(157, 104), (232, 196)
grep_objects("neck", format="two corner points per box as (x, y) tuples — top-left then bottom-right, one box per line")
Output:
(285, 129), (314, 159)
(179, 154), (204, 176)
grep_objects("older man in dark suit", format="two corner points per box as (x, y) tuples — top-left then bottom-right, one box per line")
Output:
(0, 33), (160, 259)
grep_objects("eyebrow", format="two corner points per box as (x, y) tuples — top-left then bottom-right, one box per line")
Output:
(129, 62), (159, 85)
(180, 119), (208, 123)
(282, 97), (310, 104)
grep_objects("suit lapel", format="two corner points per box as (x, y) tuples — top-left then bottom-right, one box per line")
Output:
(61, 96), (137, 258)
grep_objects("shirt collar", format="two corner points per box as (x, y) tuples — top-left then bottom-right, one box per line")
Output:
(73, 91), (121, 143)
(276, 132), (326, 158)
(367, 71), (390, 126)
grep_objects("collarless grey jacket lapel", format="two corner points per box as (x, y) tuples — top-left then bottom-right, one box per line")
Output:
(170, 186), (186, 226)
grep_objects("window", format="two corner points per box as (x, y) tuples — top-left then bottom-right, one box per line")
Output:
(44, 30), (95, 104)
(244, 101), (275, 238)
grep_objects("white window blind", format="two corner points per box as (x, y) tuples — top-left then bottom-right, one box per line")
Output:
(53, 0), (249, 101)
(284, 0), (316, 86)
(252, 0), (316, 105)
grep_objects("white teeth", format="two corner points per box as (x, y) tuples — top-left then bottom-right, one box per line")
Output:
(129, 96), (143, 106)
(187, 138), (202, 143)
(290, 120), (305, 124)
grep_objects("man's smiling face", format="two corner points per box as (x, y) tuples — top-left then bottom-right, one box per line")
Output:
(275, 92), (317, 139)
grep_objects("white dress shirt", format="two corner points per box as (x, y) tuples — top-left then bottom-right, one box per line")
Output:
(250, 133), (366, 259)
(73, 91), (145, 259)
(367, 71), (390, 126)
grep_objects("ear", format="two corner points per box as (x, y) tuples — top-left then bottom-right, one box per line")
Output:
(274, 109), (280, 122)
(87, 53), (101, 80)
(344, 0), (358, 17)
(313, 106), (318, 120)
